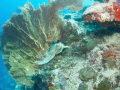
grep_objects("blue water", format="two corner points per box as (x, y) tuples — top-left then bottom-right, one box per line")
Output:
(0, 0), (94, 89)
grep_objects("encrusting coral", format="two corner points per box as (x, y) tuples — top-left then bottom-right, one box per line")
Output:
(83, 0), (120, 22)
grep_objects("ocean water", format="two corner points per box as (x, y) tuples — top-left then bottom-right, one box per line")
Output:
(2, 0), (117, 90)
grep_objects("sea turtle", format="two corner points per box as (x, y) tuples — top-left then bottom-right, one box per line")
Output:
(35, 42), (69, 65)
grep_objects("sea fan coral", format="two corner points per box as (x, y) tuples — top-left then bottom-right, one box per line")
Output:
(49, 0), (84, 11)
(0, 0), (85, 88)
(1, 2), (64, 87)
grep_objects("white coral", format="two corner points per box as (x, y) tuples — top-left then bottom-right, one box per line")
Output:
(99, 12), (111, 22)
(83, 3), (110, 15)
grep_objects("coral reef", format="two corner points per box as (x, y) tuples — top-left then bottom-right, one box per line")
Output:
(44, 24), (120, 90)
(78, 83), (88, 90)
(32, 74), (49, 90)
(96, 78), (111, 90)
(79, 67), (97, 82)
(1, 0), (120, 90)
(83, 0), (120, 22)
(0, 0), (85, 88)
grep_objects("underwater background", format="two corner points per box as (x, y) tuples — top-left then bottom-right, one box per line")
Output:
(1, 0), (120, 90)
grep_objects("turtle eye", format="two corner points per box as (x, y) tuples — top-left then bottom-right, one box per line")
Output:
(56, 44), (60, 48)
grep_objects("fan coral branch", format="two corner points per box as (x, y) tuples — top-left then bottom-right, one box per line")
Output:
(49, 0), (84, 11)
